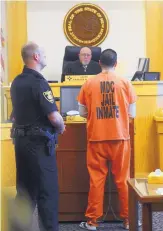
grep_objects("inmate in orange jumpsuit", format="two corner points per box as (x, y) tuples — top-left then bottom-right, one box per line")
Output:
(78, 72), (137, 226)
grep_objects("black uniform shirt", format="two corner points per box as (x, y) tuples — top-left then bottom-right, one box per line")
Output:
(11, 66), (58, 128)
(63, 60), (101, 79)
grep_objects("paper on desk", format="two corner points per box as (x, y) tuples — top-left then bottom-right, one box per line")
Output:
(135, 179), (148, 196)
(156, 188), (163, 195)
(66, 110), (79, 116)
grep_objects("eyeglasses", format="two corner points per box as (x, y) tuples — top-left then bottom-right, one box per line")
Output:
(80, 53), (91, 57)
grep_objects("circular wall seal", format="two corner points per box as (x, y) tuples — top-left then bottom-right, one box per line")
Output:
(63, 3), (109, 47)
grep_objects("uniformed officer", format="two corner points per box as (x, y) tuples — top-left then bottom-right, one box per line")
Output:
(10, 42), (65, 231)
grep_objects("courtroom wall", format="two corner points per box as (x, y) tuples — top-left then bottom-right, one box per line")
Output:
(1, 1), (8, 84)
(27, 0), (146, 81)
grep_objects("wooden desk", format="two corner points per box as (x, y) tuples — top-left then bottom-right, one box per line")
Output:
(154, 116), (163, 170)
(128, 178), (163, 231)
(3, 81), (163, 175)
(57, 122), (134, 221)
(3, 81), (163, 176)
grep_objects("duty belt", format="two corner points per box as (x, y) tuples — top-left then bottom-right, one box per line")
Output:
(11, 126), (58, 156)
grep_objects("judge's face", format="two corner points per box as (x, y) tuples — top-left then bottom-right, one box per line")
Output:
(79, 48), (92, 65)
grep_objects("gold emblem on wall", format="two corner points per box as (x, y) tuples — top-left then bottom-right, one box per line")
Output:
(63, 3), (109, 47)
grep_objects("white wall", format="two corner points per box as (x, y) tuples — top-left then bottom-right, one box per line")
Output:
(27, 0), (146, 81)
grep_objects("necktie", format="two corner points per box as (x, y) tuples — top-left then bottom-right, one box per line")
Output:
(83, 65), (87, 72)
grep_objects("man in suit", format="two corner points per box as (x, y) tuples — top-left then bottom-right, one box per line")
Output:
(62, 47), (101, 80)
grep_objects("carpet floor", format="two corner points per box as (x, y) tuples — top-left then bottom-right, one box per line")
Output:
(32, 209), (163, 231)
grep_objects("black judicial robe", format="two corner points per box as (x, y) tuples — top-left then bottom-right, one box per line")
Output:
(62, 60), (101, 82)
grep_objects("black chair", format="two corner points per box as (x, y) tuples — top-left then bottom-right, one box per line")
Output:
(61, 46), (101, 82)
(131, 71), (144, 81)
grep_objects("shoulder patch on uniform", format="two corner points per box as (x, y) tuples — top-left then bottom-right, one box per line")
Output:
(43, 91), (54, 103)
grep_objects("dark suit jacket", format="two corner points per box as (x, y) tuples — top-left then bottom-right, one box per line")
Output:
(62, 60), (101, 82)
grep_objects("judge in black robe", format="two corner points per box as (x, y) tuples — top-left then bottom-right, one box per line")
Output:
(62, 47), (101, 82)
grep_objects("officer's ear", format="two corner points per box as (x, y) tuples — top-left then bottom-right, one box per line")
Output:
(33, 53), (40, 62)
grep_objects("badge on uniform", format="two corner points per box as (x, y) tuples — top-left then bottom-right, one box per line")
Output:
(43, 91), (54, 103)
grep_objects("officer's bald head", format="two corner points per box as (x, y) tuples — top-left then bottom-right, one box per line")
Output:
(21, 42), (47, 70)
(21, 42), (39, 63)
(79, 47), (92, 65)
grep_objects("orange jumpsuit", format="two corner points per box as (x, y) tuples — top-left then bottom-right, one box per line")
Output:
(78, 72), (137, 225)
